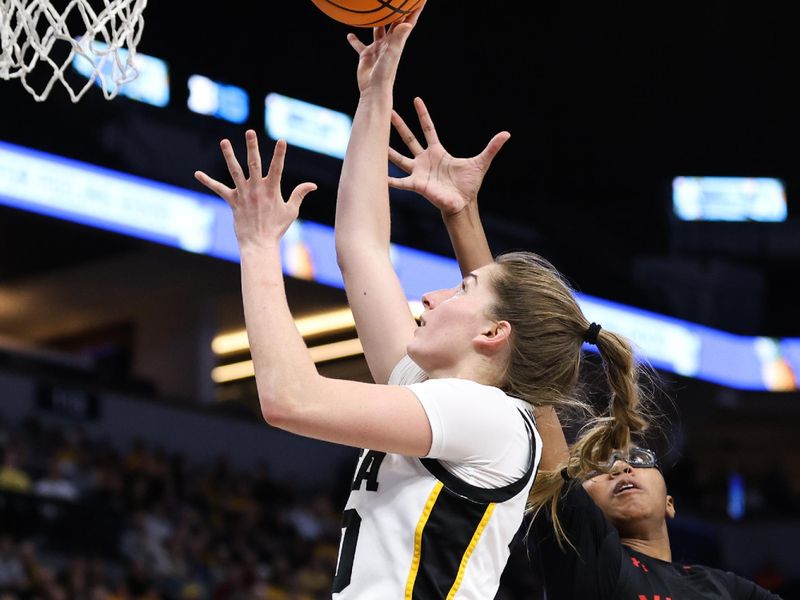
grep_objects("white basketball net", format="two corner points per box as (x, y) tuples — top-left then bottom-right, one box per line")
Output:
(0, 0), (148, 102)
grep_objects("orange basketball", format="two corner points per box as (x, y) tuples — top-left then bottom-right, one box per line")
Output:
(310, 0), (423, 27)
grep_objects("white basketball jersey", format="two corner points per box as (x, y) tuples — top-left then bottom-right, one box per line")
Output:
(332, 357), (542, 599)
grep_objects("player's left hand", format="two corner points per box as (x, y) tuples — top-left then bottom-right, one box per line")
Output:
(388, 97), (510, 216)
(194, 131), (317, 248)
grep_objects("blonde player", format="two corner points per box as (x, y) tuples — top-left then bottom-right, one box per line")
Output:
(195, 7), (627, 600)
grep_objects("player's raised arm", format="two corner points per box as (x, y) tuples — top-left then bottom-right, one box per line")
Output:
(387, 101), (575, 469)
(387, 103), (576, 467)
(334, 10), (424, 384)
(195, 134), (432, 457)
(388, 96), (510, 274)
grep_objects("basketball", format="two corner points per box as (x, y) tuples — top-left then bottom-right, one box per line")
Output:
(310, 0), (424, 28)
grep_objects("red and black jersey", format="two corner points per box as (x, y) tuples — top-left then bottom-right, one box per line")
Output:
(530, 483), (782, 600)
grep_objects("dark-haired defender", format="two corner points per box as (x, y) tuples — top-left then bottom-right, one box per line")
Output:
(388, 98), (784, 600)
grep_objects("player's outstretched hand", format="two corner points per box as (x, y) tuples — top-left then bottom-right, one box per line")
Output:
(194, 131), (316, 248)
(346, 1), (424, 94)
(388, 97), (510, 216)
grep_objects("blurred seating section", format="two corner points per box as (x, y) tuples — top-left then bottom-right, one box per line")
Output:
(1, 359), (798, 600)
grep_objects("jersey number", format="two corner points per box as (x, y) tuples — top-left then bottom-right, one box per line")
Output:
(332, 508), (361, 593)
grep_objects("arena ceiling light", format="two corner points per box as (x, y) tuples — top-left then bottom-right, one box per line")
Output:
(211, 338), (365, 383)
(211, 301), (424, 356)
(188, 75), (249, 124)
(264, 93), (352, 159)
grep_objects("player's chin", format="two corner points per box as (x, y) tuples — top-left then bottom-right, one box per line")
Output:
(613, 501), (655, 524)
(407, 341), (437, 371)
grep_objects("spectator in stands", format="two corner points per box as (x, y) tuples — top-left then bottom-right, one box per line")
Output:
(0, 536), (26, 591)
(0, 446), (31, 494)
(34, 457), (79, 502)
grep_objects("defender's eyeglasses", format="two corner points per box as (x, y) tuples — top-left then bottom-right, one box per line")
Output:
(585, 446), (660, 479)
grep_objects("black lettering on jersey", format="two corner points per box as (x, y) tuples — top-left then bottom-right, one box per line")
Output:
(352, 450), (386, 492)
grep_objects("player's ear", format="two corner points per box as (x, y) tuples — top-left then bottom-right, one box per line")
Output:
(474, 320), (511, 355)
(665, 494), (676, 520)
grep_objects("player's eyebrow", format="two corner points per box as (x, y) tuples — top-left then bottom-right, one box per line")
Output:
(464, 272), (479, 287)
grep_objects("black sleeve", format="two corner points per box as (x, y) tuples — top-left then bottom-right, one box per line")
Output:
(724, 570), (784, 600)
(530, 481), (622, 600)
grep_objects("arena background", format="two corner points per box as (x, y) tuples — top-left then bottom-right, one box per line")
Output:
(0, 2), (798, 598)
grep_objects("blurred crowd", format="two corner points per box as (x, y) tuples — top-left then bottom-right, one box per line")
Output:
(0, 412), (796, 600)
(0, 414), (350, 600)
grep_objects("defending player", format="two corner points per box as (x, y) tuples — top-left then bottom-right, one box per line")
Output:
(388, 96), (784, 599)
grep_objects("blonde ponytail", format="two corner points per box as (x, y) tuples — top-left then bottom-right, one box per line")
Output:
(486, 252), (653, 547)
(527, 328), (652, 548)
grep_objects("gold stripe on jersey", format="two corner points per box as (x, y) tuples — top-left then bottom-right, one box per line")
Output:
(445, 502), (496, 599)
(404, 481), (444, 598)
